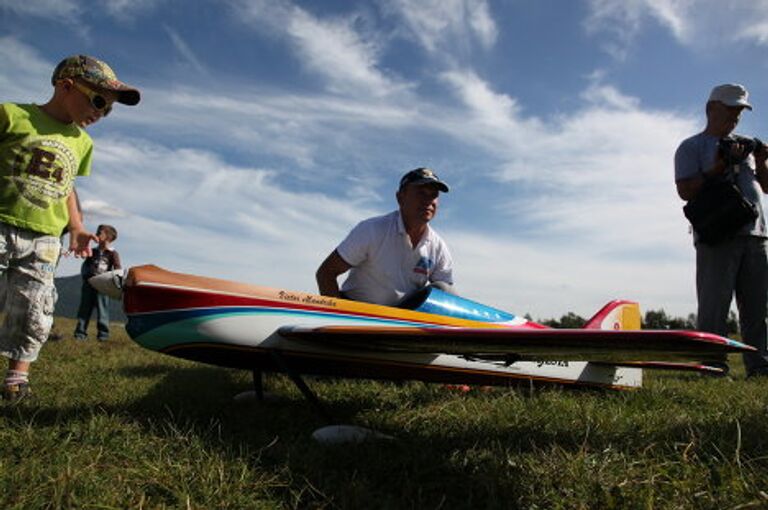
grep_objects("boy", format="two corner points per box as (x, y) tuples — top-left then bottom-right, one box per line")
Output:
(74, 224), (122, 341)
(0, 55), (140, 402)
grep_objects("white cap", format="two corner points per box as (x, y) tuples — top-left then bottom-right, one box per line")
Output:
(708, 83), (752, 110)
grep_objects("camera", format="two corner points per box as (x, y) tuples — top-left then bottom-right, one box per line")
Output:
(718, 135), (766, 165)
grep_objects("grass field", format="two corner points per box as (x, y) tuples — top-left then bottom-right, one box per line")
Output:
(2, 317), (768, 509)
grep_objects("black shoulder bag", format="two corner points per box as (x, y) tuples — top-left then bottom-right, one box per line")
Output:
(683, 176), (758, 245)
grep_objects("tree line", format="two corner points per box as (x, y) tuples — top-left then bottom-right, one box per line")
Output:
(534, 309), (740, 336)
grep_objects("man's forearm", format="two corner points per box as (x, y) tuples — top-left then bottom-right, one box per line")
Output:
(755, 160), (768, 193)
(677, 159), (729, 201)
(316, 273), (341, 297)
(315, 251), (350, 297)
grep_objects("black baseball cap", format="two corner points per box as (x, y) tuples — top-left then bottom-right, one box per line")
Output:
(398, 167), (449, 192)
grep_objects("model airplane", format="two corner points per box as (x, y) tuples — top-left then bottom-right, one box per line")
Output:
(93, 265), (753, 407)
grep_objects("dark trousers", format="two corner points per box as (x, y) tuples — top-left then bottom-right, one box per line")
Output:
(74, 280), (110, 340)
(696, 236), (768, 375)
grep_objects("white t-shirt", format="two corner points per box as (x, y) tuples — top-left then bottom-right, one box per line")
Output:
(337, 210), (453, 306)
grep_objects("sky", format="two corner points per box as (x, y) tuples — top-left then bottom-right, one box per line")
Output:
(1, 0), (768, 320)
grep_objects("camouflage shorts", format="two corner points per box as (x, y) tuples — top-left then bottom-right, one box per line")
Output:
(0, 223), (61, 362)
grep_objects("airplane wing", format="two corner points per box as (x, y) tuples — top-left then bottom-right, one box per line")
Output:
(278, 325), (754, 362)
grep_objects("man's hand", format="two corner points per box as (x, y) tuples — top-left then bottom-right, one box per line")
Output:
(719, 137), (756, 167)
(754, 140), (768, 193)
(67, 227), (97, 258)
(755, 139), (768, 166)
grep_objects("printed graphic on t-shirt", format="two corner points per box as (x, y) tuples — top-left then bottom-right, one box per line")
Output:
(94, 255), (111, 275)
(413, 256), (434, 275)
(84, 250), (115, 278)
(11, 137), (77, 209)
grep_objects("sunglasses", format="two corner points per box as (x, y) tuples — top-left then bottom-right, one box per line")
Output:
(73, 81), (112, 116)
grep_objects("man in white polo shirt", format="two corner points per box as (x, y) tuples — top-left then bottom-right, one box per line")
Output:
(316, 167), (454, 306)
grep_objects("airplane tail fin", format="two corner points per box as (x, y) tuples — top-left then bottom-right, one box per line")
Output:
(583, 300), (641, 331)
(583, 302), (724, 377)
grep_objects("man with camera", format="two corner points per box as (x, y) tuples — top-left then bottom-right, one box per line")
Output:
(675, 83), (768, 377)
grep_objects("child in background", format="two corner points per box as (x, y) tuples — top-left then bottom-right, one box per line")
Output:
(0, 55), (140, 402)
(74, 224), (122, 341)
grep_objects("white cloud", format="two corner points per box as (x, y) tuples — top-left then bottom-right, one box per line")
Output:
(164, 25), (208, 75)
(584, 0), (692, 44)
(0, 37), (55, 101)
(737, 19), (768, 45)
(580, 78), (640, 111)
(467, 0), (497, 48)
(0, 33), (706, 318)
(286, 10), (403, 96)
(0, 0), (81, 21)
(427, 71), (698, 308)
(0, 0), (165, 25)
(387, 0), (498, 55)
(231, 0), (408, 97)
(102, 0), (167, 21)
(584, 0), (654, 60)
(693, 1), (768, 47)
(585, 0), (768, 55)
(71, 137), (379, 293)
(449, 231), (695, 320)
(120, 82), (422, 176)
(69, 124), (697, 320)
(118, 60), (702, 318)
(81, 199), (128, 218)
(440, 70), (521, 129)
(436, 69), (544, 149)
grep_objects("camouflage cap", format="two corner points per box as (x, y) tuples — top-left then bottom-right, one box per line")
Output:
(398, 167), (449, 193)
(52, 55), (140, 106)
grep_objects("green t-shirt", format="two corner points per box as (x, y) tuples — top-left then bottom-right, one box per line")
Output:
(0, 103), (93, 236)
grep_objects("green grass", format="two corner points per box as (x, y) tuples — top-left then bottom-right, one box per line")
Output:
(2, 317), (768, 509)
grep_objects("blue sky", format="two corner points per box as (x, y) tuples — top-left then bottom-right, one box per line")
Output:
(2, 0), (768, 319)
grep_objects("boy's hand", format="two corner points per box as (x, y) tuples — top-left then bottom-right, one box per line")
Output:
(68, 227), (98, 258)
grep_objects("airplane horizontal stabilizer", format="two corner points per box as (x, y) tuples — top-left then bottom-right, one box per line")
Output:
(592, 361), (726, 375)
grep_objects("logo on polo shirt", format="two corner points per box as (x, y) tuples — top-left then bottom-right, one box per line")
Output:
(413, 256), (434, 275)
